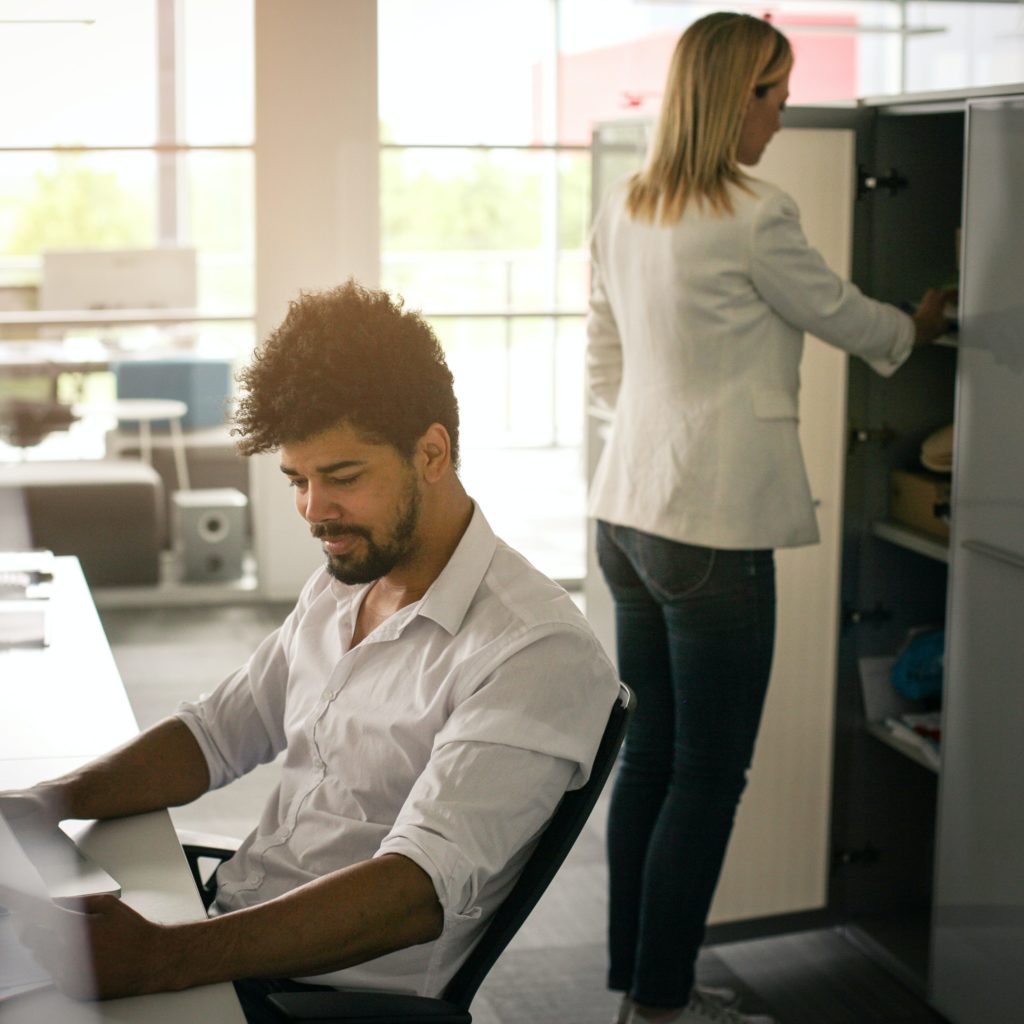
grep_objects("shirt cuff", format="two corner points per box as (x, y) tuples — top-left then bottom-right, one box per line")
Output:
(375, 831), (478, 919)
(866, 310), (915, 377)
(174, 706), (230, 790)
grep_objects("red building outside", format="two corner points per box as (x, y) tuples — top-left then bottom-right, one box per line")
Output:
(541, 12), (859, 145)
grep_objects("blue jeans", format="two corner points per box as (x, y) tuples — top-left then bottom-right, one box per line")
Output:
(597, 521), (776, 1009)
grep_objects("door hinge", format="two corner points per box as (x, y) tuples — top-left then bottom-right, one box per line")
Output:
(848, 424), (895, 452)
(833, 843), (881, 868)
(857, 165), (909, 199)
(842, 602), (892, 628)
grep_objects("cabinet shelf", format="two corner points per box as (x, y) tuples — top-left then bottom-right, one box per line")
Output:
(866, 721), (940, 773)
(871, 520), (949, 562)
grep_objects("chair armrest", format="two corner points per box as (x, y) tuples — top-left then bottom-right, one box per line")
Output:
(176, 828), (244, 855)
(268, 990), (470, 1023)
(177, 828), (242, 908)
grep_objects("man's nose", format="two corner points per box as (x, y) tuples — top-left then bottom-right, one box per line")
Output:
(302, 482), (341, 523)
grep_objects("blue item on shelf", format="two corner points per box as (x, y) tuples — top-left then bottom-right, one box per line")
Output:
(891, 628), (945, 702)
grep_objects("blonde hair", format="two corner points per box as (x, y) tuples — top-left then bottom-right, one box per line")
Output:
(626, 12), (792, 222)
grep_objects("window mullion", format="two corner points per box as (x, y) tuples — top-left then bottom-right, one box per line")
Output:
(156, 0), (185, 245)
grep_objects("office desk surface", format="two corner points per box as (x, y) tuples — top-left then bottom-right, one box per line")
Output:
(0, 558), (244, 1022)
(1, 557), (138, 760)
(0, 804), (246, 1024)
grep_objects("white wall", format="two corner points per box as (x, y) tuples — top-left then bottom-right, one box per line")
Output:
(251, 0), (380, 600)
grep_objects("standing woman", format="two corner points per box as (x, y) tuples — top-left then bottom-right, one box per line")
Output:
(587, 12), (952, 1024)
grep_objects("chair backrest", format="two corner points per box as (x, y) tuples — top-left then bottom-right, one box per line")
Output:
(441, 681), (634, 1010)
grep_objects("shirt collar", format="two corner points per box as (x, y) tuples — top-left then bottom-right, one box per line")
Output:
(416, 501), (497, 636)
(326, 502), (497, 639)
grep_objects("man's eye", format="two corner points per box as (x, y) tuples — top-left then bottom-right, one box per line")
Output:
(331, 476), (360, 487)
(287, 478), (307, 489)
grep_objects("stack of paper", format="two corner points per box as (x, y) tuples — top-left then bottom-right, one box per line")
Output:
(883, 713), (941, 770)
(0, 550), (54, 648)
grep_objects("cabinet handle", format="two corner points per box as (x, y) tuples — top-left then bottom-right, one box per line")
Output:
(961, 539), (1024, 572)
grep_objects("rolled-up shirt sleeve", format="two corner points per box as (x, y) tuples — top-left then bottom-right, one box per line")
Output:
(376, 627), (618, 919)
(750, 188), (914, 377)
(174, 585), (311, 789)
(380, 741), (575, 920)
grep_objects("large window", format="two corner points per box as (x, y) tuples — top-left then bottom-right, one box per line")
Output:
(0, 0), (254, 292)
(379, 0), (1022, 584)
(0, 0), (255, 351)
(379, 0), (588, 582)
(0, 0), (254, 461)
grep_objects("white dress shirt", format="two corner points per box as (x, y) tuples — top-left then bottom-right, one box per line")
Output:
(587, 176), (915, 550)
(175, 504), (619, 996)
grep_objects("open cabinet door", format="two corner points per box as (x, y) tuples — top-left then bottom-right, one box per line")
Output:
(586, 115), (863, 924)
(709, 124), (855, 923)
(930, 94), (1024, 1023)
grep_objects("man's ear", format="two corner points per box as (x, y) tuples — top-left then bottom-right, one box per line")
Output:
(417, 423), (452, 483)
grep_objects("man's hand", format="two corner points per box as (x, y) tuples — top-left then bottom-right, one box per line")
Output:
(4, 887), (175, 1001)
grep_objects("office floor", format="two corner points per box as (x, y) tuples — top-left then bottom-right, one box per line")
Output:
(98, 601), (950, 1024)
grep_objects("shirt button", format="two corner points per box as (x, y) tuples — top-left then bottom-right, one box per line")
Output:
(279, 828), (291, 840)
(321, 689), (332, 701)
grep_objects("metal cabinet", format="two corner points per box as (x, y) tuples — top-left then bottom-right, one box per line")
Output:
(586, 84), (1024, 1022)
(930, 93), (1024, 1024)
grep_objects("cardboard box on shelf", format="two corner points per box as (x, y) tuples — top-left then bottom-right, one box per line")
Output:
(889, 469), (952, 539)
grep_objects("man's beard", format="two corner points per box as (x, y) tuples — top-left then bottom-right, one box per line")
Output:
(313, 475), (421, 585)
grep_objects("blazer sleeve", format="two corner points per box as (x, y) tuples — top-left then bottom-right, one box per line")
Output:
(749, 188), (914, 377)
(586, 210), (624, 411)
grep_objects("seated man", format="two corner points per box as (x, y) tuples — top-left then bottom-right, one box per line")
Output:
(0, 281), (620, 1019)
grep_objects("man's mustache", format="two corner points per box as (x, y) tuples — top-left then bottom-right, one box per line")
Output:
(311, 524), (372, 541)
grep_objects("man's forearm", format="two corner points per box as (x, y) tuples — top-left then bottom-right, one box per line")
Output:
(80, 853), (443, 999)
(171, 854), (442, 987)
(40, 717), (210, 821)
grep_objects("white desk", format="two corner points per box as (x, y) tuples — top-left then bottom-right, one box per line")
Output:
(1, 558), (136, 760)
(0, 557), (244, 1022)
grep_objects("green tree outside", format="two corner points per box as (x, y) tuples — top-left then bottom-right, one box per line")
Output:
(381, 149), (590, 252)
(5, 155), (152, 255)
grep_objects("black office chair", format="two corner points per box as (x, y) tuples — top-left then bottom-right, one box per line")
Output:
(182, 681), (633, 1024)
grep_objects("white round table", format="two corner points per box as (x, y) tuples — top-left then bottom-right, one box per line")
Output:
(73, 399), (191, 491)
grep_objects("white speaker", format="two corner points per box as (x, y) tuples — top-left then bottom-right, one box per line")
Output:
(173, 488), (248, 582)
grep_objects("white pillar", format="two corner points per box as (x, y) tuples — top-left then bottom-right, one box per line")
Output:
(251, 0), (380, 600)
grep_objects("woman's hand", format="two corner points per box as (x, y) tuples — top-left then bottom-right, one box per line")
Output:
(912, 286), (958, 347)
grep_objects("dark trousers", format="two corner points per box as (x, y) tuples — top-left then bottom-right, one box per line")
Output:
(597, 521), (776, 1008)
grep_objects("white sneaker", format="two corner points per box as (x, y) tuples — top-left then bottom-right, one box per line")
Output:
(696, 985), (740, 1009)
(613, 986), (739, 1024)
(627, 987), (776, 1024)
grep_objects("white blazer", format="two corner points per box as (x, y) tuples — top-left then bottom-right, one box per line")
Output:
(587, 177), (914, 550)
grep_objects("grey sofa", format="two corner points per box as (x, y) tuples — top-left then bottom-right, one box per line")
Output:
(0, 460), (164, 587)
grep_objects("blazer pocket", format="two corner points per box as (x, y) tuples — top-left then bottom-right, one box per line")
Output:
(753, 389), (799, 421)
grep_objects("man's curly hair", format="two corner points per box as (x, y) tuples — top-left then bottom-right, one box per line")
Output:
(233, 280), (460, 466)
